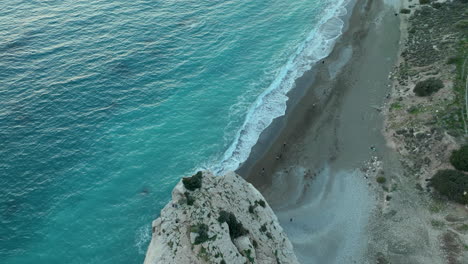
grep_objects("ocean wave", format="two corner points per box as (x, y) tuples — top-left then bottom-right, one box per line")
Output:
(211, 0), (350, 175)
(135, 224), (152, 255)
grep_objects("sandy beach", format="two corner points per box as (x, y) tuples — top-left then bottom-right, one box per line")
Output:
(238, 0), (468, 263)
(237, 0), (401, 262)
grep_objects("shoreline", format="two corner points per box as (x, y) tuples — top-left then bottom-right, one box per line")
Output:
(238, 0), (400, 195)
(235, 0), (468, 263)
(236, 0), (360, 185)
(238, 0), (402, 262)
(214, 0), (355, 176)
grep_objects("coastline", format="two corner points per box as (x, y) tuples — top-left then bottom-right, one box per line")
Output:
(236, 0), (468, 263)
(237, 0), (402, 262)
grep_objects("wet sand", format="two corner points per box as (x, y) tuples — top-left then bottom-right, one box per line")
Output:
(237, 0), (401, 262)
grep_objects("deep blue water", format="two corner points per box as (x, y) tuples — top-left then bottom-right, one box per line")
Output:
(0, 0), (348, 263)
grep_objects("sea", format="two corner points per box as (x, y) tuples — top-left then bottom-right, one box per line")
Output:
(0, 0), (349, 263)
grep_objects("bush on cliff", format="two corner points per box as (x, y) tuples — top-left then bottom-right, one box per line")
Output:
(429, 170), (468, 204)
(413, 78), (444, 96)
(419, 0), (430, 4)
(184, 192), (195, 205)
(255, 199), (266, 208)
(218, 211), (248, 239)
(182, 171), (202, 191)
(192, 223), (210, 244)
(450, 145), (468, 172)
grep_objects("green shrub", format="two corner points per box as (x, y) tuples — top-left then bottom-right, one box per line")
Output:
(182, 171), (203, 191)
(185, 192), (195, 205)
(252, 240), (258, 248)
(218, 211), (248, 239)
(244, 249), (254, 263)
(400, 8), (411, 14)
(419, 0), (430, 4)
(193, 223), (210, 244)
(431, 2), (442, 8)
(450, 145), (468, 171)
(248, 205), (255, 214)
(413, 78), (444, 96)
(429, 170), (468, 204)
(431, 219), (445, 228)
(376, 176), (387, 184)
(390, 102), (402, 110)
(256, 200), (266, 208)
(455, 19), (468, 30)
(447, 56), (460, 64)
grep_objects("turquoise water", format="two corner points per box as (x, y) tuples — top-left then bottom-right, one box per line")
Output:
(0, 0), (348, 263)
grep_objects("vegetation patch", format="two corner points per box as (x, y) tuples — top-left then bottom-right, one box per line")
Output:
(252, 240), (258, 248)
(437, 38), (467, 135)
(413, 78), (444, 96)
(449, 145), (468, 171)
(255, 200), (266, 208)
(185, 192), (195, 206)
(376, 176), (387, 184)
(447, 56), (461, 65)
(183, 171), (203, 191)
(390, 102), (402, 110)
(198, 246), (210, 262)
(455, 19), (468, 30)
(431, 219), (445, 228)
(243, 249), (254, 263)
(407, 105), (422, 114)
(218, 211), (248, 239)
(275, 250), (281, 264)
(429, 170), (468, 204)
(419, 0), (430, 4)
(248, 205), (255, 214)
(429, 200), (445, 213)
(456, 224), (468, 232)
(431, 2), (442, 9)
(192, 223), (209, 244)
(400, 8), (411, 14)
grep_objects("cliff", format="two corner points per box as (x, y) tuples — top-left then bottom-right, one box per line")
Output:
(144, 171), (299, 264)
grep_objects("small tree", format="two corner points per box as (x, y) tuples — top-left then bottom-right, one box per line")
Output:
(255, 200), (266, 208)
(429, 170), (468, 204)
(413, 78), (444, 96)
(218, 211), (248, 239)
(185, 192), (195, 205)
(450, 145), (468, 172)
(376, 176), (386, 184)
(400, 8), (411, 14)
(182, 171), (203, 191)
(193, 223), (210, 244)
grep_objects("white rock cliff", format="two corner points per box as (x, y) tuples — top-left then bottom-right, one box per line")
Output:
(144, 171), (299, 264)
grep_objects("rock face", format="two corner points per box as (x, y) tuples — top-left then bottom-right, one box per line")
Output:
(144, 171), (299, 264)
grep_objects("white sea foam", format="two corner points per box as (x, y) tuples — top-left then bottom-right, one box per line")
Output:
(211, 0), (351, 175)
(135, 224), (152, 255)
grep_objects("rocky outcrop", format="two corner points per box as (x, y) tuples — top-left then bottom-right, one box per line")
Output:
(144, 171), (298, 264)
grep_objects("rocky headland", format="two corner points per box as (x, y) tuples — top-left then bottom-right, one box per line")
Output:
(144, 171), (298, 264)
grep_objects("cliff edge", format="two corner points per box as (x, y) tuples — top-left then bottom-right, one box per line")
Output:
(144, 171), (298, 264)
